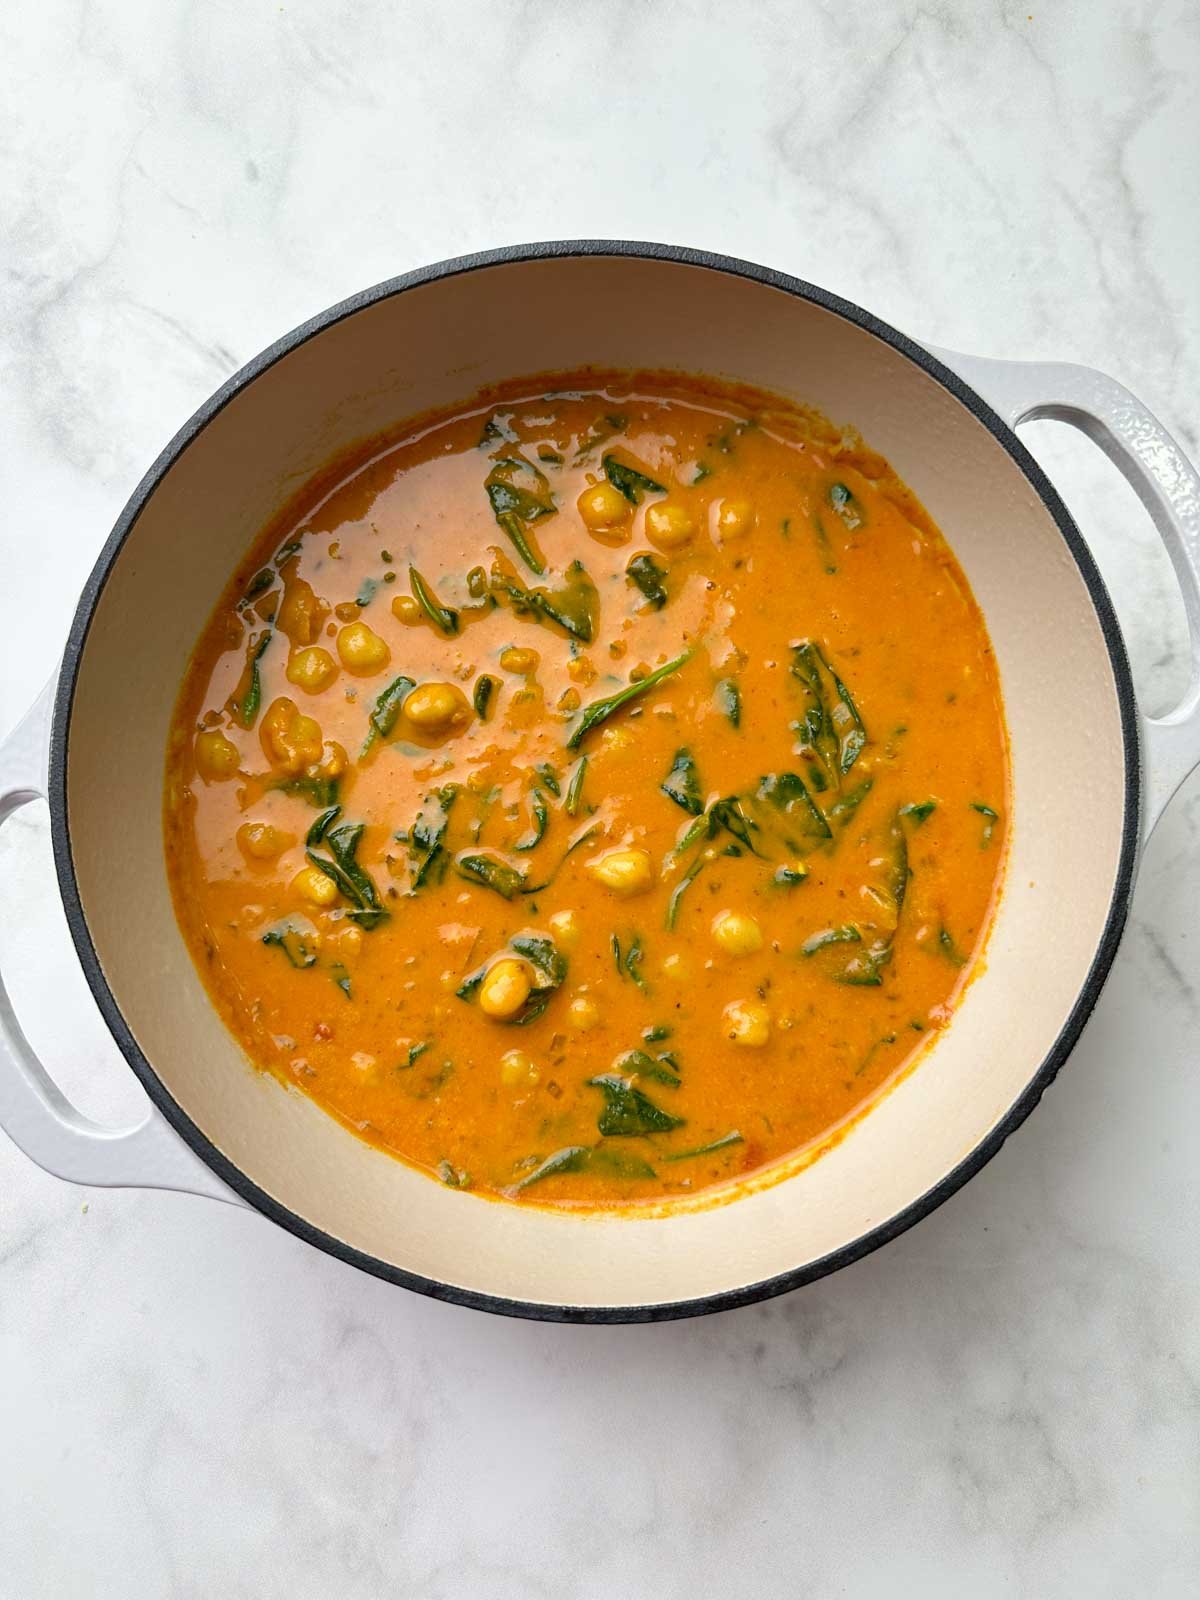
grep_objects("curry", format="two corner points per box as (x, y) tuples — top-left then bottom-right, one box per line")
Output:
(164, 372), (1009, 1207)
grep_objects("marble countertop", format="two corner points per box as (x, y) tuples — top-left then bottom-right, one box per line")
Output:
(2, 2), (1197, 1594)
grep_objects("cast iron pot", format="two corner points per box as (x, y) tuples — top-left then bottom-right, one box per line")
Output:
(3, 243), (1199, 1322)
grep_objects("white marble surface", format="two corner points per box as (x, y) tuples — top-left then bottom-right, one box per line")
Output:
(2, 1), (1198, 1593)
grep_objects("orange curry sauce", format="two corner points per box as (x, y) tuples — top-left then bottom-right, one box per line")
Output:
(164, 373), (1008, 1206)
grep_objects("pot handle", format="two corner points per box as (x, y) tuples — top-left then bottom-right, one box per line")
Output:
(0, 681), (241, 1203)
(930, 348), (1200, 840)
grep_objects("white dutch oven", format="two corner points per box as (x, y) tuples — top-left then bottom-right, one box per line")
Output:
(2, 244), (1199, 1322)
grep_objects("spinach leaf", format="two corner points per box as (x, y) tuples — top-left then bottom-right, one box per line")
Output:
(572, 412), (628, 464)
(587, 1073), (684, 1136)
(478, 411), (518, 447)
(790, 640), (866, 783)
(832, 811), (907, 986)
(938, 924), (966, 966)
(809, 510), (838, 574)
(457, 930), (567, 1025)
(899, 800), (937, 824)
(836, 947), (889, 987)
(436, 1159), (472, 1189)
(455, 852), (525, 900)
(661, 748), (703, 815)
(361, 673), (416, 755)
(663, 1131), (743, 1162)
(273, 772), (340, 808)
(756, 770), (831, 841)
(234, 630), (272, 728)
(627, 552), (668, 610)
(614, 1047), (680, 1088)
(409, 567), (459, 635)
(512, 1145), (590, 1192)
(971, 801), (1000, 847)
(882, 811), (910, 921)
(519, 823), (601, 893)
(602, 453), (665, 504)
(509, 1136), (658, 1192)
(666, 852), (708, 930)
(567, 650), (692, 750)
(772, 863), (810, 887)
(514, 788), (549, 852)
(855, 1032), (899, 1078)
(587, 1147), (657, 1180)
(564, 756), (589, 817)
(826, 778), (874, 831)
(801, 925), (862, 956)
(261, 920), (317, 969)
(612, 933), (647, 990)
(709, 795), (763, 856)
(410, 786), (459, 888)
(305, 804), (342, 846)
(715, 678), (741, 729)
(485, 456), (556, 574)
(803, 809), (909, 984)
(454, 963), (487, 1001)
(473, 674), (498, 719)
(493, 559), (598, 643)
(306, 822), (389, 930)
(828, 481), (864, 531)
(509, 931), (568, 991)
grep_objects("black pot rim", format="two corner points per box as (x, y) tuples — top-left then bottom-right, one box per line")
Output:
(48, 239), (1141, 1324)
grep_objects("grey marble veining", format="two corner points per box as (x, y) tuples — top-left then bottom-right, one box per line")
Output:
(1, 2), (1197, 1594)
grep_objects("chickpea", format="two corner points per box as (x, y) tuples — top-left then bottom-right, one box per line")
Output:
(548, 909), (581, 952)
(577, 481), (632, 536)
(723, 998), (771, 1047)
(293, 864), (339, 907)
(716, 498), (756, 543)
(499, 645), (539, 675)
(391, 594), (422, 626)
(236, 821), (292, 862)
(645, 501), (696, 550)
(568, 995), (600, 1031)
(194, 728), (240, 782)
(404, 680), (470, 732)
(317, 740), (348, 780)
(261, 697), (323, 772)
(711, 910), (764, 956)
(276, 577), (329, 646)
(585, 847), (654, 896)
(500, 1048), (539, 1086)
(336, 621), (391, 675)
(286, 646), (338, 695)
(479, 958), (533, 1021)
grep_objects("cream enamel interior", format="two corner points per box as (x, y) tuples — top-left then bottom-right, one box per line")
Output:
(62, 255), (1128, 1310)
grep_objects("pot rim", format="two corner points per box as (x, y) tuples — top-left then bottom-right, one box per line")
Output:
(48, 239), (1142, 1323)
